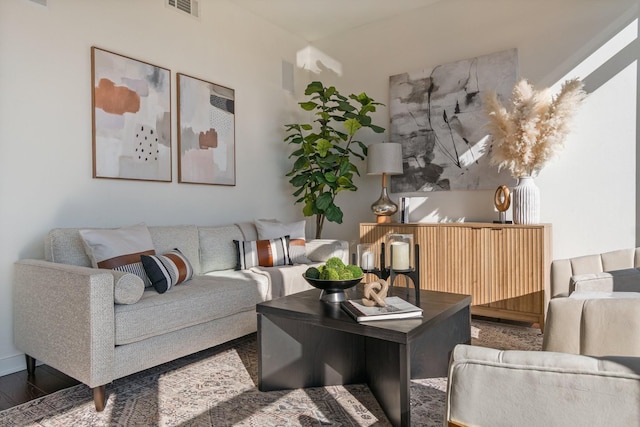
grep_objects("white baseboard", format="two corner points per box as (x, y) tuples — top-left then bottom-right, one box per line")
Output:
(0, 353), (27, 377)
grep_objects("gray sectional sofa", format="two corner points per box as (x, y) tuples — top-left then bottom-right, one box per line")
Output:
(13, 222), (348, 411)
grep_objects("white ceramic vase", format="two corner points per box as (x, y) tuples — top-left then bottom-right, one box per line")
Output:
(512, 176), (540, 224)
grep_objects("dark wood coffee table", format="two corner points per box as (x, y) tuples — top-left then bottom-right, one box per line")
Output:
(257, 285), (471, 427)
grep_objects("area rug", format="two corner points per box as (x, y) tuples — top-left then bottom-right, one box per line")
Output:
(0, 320), (542, 426)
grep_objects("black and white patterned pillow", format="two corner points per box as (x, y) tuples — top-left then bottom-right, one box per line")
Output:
(141, 248), (194, 294)
(234, 236), (292, 270)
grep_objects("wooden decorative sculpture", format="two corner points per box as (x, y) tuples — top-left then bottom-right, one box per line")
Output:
(494, 185), (511, 224)
(362, 279), (389, 307)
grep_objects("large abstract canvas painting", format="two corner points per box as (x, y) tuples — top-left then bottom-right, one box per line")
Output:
(91, 47), (171, 182)
(389, 48), (518, 192)
(177, 73), (235, 186)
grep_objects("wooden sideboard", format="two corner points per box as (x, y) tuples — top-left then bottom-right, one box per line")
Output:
(359, 222), (552, 329)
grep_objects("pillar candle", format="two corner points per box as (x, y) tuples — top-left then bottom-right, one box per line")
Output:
(391, 241), (410, 270)
(361, 251), (375, 270)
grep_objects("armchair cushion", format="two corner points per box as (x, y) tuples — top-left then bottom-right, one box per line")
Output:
(569, 268), (640, 293)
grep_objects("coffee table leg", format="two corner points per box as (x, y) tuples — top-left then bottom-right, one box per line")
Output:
(365, 338), (411, 427)
(258, 313), (366, 391)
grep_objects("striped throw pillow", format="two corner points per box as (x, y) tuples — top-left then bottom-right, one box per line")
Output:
(141, 248), (194, 294)
(234, 236), (292, 270)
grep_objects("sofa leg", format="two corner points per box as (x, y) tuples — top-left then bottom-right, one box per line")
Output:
(25, 355), (36, 376)
(93, 385), (106, 411)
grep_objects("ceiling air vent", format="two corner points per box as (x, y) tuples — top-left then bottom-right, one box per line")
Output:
(166, 0), (200, 19)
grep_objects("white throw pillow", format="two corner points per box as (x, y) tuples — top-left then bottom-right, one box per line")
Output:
(254, 219), (310, 264)
(79, 223), (155, 286)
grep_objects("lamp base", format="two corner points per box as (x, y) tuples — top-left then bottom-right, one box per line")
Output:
(376, 215), (393, 224)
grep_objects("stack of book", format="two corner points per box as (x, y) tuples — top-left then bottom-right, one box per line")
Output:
(341, 296), (422, 322)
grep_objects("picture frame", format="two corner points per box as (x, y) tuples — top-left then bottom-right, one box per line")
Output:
(177, 73), (236, 186)
(91, 47), (172, 182)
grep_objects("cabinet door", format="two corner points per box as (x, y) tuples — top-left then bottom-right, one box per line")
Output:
(438, 226), (489, 305)
(487, 227), (544, 315)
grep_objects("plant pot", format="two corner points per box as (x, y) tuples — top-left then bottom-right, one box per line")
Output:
(512, 176), (540, 224)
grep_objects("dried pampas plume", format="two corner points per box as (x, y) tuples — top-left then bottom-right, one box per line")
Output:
(483, 78), (587, 178)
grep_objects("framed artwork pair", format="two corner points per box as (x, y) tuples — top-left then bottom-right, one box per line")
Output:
(91, 46), (235, 186)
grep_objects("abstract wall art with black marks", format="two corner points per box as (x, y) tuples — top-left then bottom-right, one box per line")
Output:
(91, 47), (171, 182)
(389, 48), (518, 192)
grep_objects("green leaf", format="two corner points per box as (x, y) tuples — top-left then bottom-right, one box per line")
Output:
(316, 139), (332, 157)
(300, 101), (317, 111)
(344, 118), (362, 136)
(305, 81), (324, 95)
(303, 201), (314, 216)
(290, 173), (309, 187)
(369, 124), (386, 133)
(316, 192), (332, 211)
(325, 204), (343, 224)
(301, 124), (313, 131)
(338, 101), (356, 112)
(325, 86), (336, 98)
(324, 172), (337, 183)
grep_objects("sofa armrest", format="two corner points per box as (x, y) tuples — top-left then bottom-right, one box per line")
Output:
(14, 259), (116, 387)
(446, 344), (640, 427)
(305, 239), (349, 264)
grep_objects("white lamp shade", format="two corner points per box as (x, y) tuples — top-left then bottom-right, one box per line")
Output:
(367, 143), (403, 175)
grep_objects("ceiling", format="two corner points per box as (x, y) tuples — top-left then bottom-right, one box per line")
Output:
(228, 0), (445, 42)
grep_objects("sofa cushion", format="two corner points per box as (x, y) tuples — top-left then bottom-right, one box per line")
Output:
(113, 274), (264, 345)
(234, 236), (292, 270)
(141, 249), (194, 294)
(198, 225), (245, 273)
(79, 224), (155, 285)
(148, 225), (201, 275)
(255, 219), (310, 264)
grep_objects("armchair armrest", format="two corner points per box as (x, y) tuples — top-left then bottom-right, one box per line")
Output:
(305, 239), (349, 264)
(446, 344), (640, 427)
(13, 259), (116, 387)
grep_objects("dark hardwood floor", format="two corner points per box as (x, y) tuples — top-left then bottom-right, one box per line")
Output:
(0, 364), (80, 411)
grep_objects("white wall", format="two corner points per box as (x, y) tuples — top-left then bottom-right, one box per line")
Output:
(312, 0), (639, 261)
(0, 0), (310, 375)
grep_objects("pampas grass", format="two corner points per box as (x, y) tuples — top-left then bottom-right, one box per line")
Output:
(484, 78), (587, 177)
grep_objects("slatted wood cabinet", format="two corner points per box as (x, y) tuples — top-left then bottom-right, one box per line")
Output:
(359, 222), (552, 329)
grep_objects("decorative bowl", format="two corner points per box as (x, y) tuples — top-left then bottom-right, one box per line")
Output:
(303, 275), (363, 303)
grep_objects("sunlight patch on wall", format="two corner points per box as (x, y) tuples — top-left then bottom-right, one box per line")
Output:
(296, 46), (343, 76)
(554, 18), (638, 91)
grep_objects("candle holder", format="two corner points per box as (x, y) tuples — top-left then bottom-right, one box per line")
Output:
(355, 236), (421, 304)
(386, 233), (414, 271)
(356, 243), (377, 271)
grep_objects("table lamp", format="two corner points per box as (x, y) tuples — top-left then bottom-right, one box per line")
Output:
(367, 142), (403, 223)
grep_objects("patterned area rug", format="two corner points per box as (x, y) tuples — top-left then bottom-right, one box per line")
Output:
(0, 319), (542, 426)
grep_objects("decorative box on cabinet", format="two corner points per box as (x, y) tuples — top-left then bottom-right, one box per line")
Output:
(359, 223), (552, 330)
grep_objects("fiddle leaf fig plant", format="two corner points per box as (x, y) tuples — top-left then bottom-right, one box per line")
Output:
(285, 81), (385, 239)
